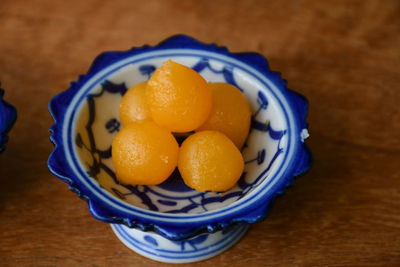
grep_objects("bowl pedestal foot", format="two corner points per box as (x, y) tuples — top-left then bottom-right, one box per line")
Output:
(111, 224), (248, 263)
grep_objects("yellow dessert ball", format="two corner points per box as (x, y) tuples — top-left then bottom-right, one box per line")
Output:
(178, 130), (244, 192)
(196, 83), (251, 149)
(146, 60), (212, 132)
(112, 121), (179, 185)
(119, 82), (151, 125)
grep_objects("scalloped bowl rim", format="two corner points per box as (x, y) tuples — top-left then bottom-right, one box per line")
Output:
(48, 35), (311, 239)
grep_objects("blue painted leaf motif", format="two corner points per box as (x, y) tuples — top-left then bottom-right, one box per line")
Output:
(242, 139), (286, 196)
(269, 128), (287, 140)
(157, 199), (178, 206)
(97, 147), (112, 158)
(191, 58), (209, 73)
(251, 90), (286, 139)
(191, 58), (242, 91)
(87, 162), (100, 178)
(76, 133), (84, 148)
(166, 203), (199, 214)
(111, 187), (127, 200)
(254, 90), (269, 117)
(144, 235), (158, 247)
(156, 168), (194, 192)
(257, 149), (266, 165)
(105, 118), (120, 133)
(222, 65), (239, 90)
(188, 234), (208, 248)
(245, 149), (266, 165)
(201, 191), (242, 206)
(173, 234), (208, 251)
(257, 91), (268, 109)
(101, 80), (127, 95)
(139, 65), (156, 79)
(251, 119), (286, 140)
(251, 119), (269, 132)
(237, 172), (248, 189)
(125, 185), (159, 211)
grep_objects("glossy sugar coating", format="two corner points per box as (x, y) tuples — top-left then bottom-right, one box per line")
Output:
(112, 121), (179, 185)
(178, 130), (244, 192)
(146, 60), (212, 132)
(119, 82), (151, 125)
(196, 83), (251, 149)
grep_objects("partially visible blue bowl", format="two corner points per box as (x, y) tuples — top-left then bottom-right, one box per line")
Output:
(48, 35), (311, 263)
(0, 88), (17, 151)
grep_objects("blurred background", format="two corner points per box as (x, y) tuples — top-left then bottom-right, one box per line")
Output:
(0, 0), (399, 266)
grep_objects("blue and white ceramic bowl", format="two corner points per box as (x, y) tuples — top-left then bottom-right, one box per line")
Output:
(48, 35), (311, 263)
(0, 88), (17, 151)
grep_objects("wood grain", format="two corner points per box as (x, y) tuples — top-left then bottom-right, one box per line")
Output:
(0, 0), (399, 266)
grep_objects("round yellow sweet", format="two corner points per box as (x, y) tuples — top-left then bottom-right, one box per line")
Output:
(146, 60), (212, 132)
(112, 121), (179, 185)
(178, 130), (244, 192)
(196, 83), (251, 149)
(119, 82), (151, 125)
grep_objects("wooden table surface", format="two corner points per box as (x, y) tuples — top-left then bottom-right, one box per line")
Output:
(1, 0), (399, 266)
